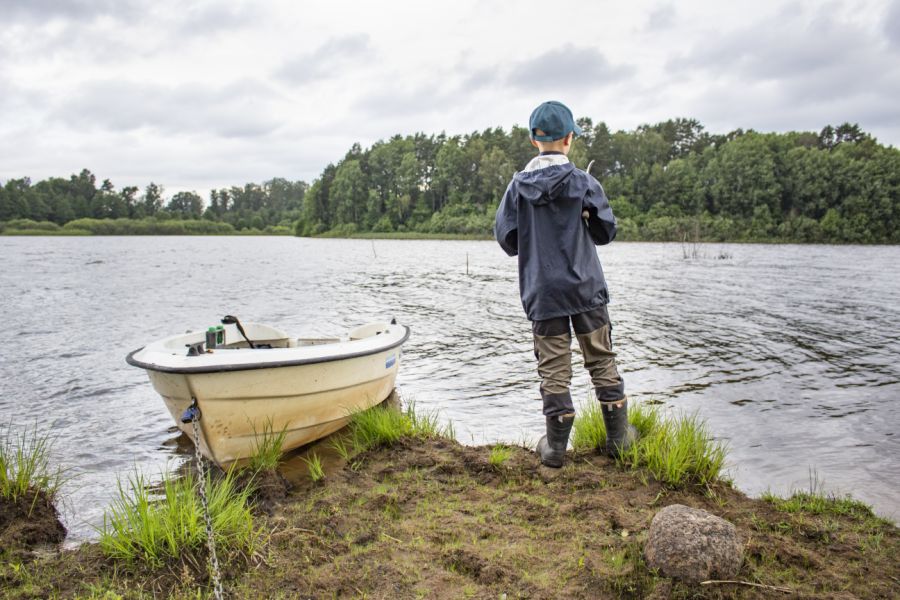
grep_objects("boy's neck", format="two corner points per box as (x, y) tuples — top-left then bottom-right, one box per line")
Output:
(532, 134), (572, 155)
(539, 150), (565, 156)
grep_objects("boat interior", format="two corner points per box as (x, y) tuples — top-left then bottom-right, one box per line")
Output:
(165, 321), (394, 355)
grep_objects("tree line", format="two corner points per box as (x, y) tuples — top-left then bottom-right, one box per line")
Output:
(2, 119), (898, 243)
(0, 174), (307, 234)
(297, 120), (899, 244)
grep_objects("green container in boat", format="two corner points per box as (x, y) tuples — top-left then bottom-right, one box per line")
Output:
(215, 325), (225, 345)
(205, 326), (217, 350)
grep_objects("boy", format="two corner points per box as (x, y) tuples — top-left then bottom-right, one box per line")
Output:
(494, 100), (636, 468)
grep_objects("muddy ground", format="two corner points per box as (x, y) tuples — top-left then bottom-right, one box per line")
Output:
(0, 489), (66, 558)
(3, 437), (898, 599)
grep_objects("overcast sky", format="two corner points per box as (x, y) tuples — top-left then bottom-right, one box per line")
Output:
(2, 0), (899, 197)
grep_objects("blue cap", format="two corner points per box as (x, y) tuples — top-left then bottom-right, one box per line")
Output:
(529, 101), (583, 141)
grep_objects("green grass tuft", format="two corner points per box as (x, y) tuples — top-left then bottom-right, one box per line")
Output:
(349, 402), (453, 454)
(571, 398), (659, 452)
(98, 468), (259, 566)
(625, 411), (728, 486)
(328, 435), (353, 461)
(247, 419), (288, 472)
(302, 453), (325, 482)
(572, 397), (727, 486)
(762, 490), (881, 522)
(0, 424), (65, 510)
(488, 445), (514, 467)
(571, 400), (608, 451)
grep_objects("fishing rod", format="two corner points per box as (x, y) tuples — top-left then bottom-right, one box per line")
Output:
(582, 160), (596, 224)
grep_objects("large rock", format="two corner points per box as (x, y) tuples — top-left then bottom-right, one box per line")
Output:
(644, 504), (742, 584)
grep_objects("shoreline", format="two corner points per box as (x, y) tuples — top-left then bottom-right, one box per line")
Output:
(3, 218), (900, 244)
(5, 229), (900, 246)
(3, 435), (898, 599)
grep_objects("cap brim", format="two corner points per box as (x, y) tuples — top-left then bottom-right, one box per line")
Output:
(573, 122), (583, 137)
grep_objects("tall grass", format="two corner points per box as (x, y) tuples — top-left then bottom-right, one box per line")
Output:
(99, 468), (259, 566)
(572, 398), (727, 486)
(328, 435), (353, 461)
(0, 424), (64, 510)
(571, 399), (659, 452)
(247, 419), (287, 472)
(348, 402), (453, 454)
(623, 412), (728, 486)
(302, 453), (325, 482)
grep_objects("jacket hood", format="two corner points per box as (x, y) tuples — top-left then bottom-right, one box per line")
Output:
(512, 162), (577, 206)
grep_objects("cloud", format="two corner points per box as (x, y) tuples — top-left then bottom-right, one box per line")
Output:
(0, 3), (256, 68)
(0, 0), (142, 22)
(887, 0), (900, 50)
(645, 4), (676, 31)
(671, 4), (888, 82)
(507, 45), (635, 91)
(459, 67), (499, 93)
(348, 83), (464, 139)
(663, 3), (900, 136)
(276, 34), (373, 85)
(172, 2), (259, 37)
(54, 78), (283, 139)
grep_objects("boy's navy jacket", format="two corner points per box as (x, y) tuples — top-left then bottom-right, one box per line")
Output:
(494, 156), (617, 321)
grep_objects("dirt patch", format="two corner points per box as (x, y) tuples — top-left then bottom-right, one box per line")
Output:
(235, 467), (292, 515)
(3, 438), (899, 599)
(0, 490), (66, 552)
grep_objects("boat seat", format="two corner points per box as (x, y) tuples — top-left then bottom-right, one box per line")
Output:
(349, 322), (389, 341)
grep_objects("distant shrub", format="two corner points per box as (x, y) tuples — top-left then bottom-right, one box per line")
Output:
(321, 223), (359, 237)
(61, 218), (236, 235)
(2, 219), (61, 232)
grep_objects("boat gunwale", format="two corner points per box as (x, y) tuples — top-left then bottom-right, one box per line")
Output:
(125, 325), (410, 375)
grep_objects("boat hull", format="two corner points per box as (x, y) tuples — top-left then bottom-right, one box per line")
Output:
(148, 348), (401, 465)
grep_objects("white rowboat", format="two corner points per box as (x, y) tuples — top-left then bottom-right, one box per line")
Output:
(126, 319), (409, 465)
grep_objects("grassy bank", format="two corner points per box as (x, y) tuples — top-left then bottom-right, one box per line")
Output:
(0, 425), (67, 556)
(5, 217), (898, 244)
(2, 407), (898, 599)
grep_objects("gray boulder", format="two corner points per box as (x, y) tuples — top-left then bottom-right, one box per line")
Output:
(644, 504), (743, 584)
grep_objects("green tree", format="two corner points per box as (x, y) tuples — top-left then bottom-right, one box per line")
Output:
(433, 138), (469, 211)
(703, 133), (781, 218)
(142, 183), (164, 216)
(330, 160), (368, 225)
(167, 191), (204, 219)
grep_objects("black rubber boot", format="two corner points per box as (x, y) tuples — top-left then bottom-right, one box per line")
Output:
(536, 414), (575, 468)
(602, 399), (638, 458)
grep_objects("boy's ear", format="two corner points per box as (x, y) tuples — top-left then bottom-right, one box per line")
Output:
(564, 132), (574, 146)
(530, 138), (539, 148)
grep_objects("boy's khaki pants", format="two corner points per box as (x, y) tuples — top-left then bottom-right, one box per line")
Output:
(532, 304), (626, 418)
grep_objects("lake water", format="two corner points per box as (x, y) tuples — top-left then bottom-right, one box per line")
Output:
(1, 236), (898, 540)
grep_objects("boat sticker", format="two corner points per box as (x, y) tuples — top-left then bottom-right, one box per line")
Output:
(385, 354), (396, 369)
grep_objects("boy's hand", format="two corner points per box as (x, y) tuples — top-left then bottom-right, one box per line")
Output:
(582, 210), (589, 219)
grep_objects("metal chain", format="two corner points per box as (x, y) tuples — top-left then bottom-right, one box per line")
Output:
(191, 415), (225, 600)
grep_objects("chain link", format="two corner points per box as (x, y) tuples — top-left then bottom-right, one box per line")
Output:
(191, 414), (225, 600)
